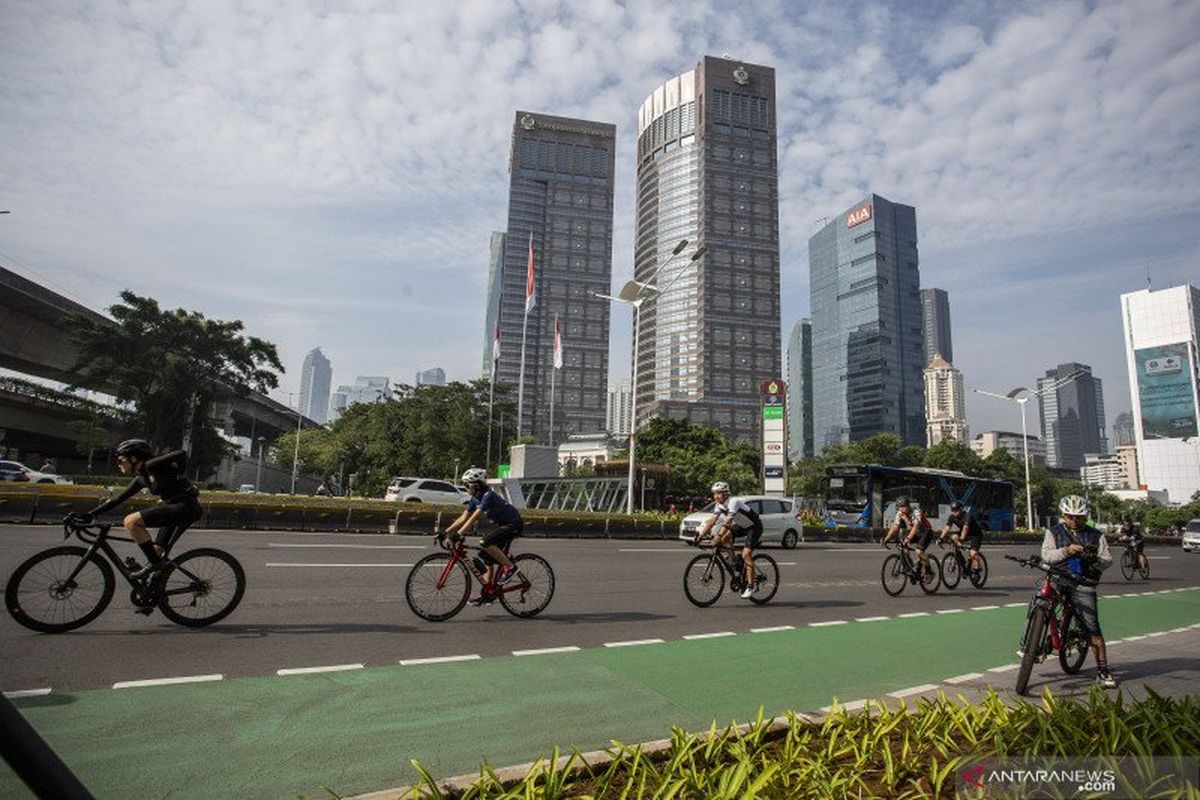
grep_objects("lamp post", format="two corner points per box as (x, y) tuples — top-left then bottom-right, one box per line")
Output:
(255, 435), (266, 492)
(596, 239), (705, 514)
(287, 392), (302, 495)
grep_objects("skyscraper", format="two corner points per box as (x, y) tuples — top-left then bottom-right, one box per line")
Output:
(481, 231), (506, 379)
(329, 376), (390, 421)
(920, 288), (953, 365)
(495, 111), (615, 442)
(606, 380), (632, 436)
(416, 368), (445, 386)
(810, 194), (925, 450)
(924, 354), (968, 446)
(1111, 411), (1135, 448)
(633, 56), (781, 444)
(786, 319), (813, 460)
(1037, 362), (1108, 470)
(298, 348), (331, 424)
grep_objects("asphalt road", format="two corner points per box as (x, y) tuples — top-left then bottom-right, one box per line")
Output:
(3, 524), (1197, 693)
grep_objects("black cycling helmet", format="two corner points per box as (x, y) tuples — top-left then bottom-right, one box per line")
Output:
(950, 502), (965, 512)
(895, 496), (910, 508)
(115, 438), (153, 459)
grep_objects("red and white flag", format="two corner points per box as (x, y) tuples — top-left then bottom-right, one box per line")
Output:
(524, 233), (537, 315)
(491, 324), (501, 377)
(553, 313), (563, 369)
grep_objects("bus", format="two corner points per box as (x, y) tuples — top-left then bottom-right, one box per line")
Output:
(822, 463), (1015, 532)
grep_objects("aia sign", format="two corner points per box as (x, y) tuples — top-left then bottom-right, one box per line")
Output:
(846, 203), (872, 228)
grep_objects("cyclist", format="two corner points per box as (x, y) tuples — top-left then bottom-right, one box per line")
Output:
(694, 481), (762, 599)
(1116, 515), (1147, 572)
(442, 467), (523, 604)
(1042, 494), (1117, 688)
(939, 502), (984, 575)
(71, 439), (201, 586)
(881, 497), (935, 579)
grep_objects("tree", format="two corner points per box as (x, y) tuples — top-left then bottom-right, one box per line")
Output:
(632, 418), (759, 497)
(922, 439), (984, 474)
(67, 290), (283, 478)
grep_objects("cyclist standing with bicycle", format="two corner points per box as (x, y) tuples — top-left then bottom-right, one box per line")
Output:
(694, 481), (762, 600)
(939, 502), (984, 575)
(1042, 494), (1117, 688)
(1117, 516), (1148, 573)
(442, 468), (522, 605)
(881, 497), (935, 579)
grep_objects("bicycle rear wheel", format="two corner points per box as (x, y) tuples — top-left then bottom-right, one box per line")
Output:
(881, 554), (907, 596)
(969, 552), (989, 588)
(157, 548), (246, 627)
(1015, 606), (1047, 695)
(748, 553), (780, 605)
(406, 553), (471, 621)
(919, 557), (942, 594)
(499, 553), (554, 618)
(1120, 550), (1135, 581)
(683, 554), (724, 607)
(5, 546), (115, 633)
(1058, 612), (1090, 674)
(941, 553), (962, 589)
(1138, 556), (1150, 581)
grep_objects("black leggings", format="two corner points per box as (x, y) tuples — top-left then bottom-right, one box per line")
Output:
(140, 500), (203, 552)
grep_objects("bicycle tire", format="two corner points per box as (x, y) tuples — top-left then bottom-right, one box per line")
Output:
(498, 553), (554, 618)
(156, 548), (246, 627)
(969, 552), (989, 589)
(881, 554), (907, 596)
(748, 553), (780, 605)
(1138, 556), (1151, 581)
(683, 553), (725, 607)
(5, 546), (116, 633)
(1058, 612), (1090, 675)
(1120, 550), (1135, 581)
(941, 552), (962, 589)
(1015, 606), (1047, 695)
(919, 556), (942, 594)
(406, 553), (471, 621)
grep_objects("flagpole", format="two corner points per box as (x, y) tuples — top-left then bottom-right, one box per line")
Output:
(549, 313), (557, 447)
(516, 232), (535, 439)
(486, 369), (496, 471)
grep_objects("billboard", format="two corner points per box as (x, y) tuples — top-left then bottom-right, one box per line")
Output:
(1134, 343), (1198, 439)
(761, 379), (787, 496)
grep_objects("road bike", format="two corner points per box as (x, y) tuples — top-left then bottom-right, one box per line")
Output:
(880, 542), (941, 596)
(682, 536), (780, 606)
(5, 518), (245, 633)
(405, 535), (554, 621)
(1007, 554), (1091, 695)
(1118, 540), (1150, 581)
(937, 538), (988, 589)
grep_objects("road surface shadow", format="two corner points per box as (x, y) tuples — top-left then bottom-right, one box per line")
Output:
(519, 611), (674, 625)
(768, 599), (864, 610)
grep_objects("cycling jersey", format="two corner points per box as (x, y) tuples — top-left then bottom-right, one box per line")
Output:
(467, 489), (523, 527)
(714, 498), (762, 533)
(946, 511), (984, 548)
(92, 450), (199, 514)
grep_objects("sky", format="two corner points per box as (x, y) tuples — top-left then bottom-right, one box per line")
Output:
(1, 0), (1198, 437)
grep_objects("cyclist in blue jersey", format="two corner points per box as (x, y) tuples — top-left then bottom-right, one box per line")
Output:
(441, 467), (523, 604)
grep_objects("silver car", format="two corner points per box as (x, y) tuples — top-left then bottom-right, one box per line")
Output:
(384, 477), (468, 505)
(678, 495), (802, 549)
(1182, 520), (1200, 553)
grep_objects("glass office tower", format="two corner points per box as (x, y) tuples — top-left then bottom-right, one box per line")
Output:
(786, 318), (813, 460)
(920, 287), (953, 365)
(1037, 362), (1108, 469)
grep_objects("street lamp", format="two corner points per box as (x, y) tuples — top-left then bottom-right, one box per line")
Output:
(287, 392), (302, 495)
(596, 239), (706, 514)
(255, 435), (266, 492)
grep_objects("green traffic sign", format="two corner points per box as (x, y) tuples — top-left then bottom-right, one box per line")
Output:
(762, 406), (783, 420)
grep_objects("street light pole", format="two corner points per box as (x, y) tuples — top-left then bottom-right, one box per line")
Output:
(255, 435), (266, 493)
(287, 392), (302, 495)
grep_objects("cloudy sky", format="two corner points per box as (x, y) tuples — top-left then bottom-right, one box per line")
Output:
(2, 0), (1198, 436)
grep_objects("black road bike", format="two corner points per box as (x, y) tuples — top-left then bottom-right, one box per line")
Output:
(1118, 541), (1150, 581)
(682, 536), (780, 606)
(881, 542), (941, 596)
(938, 538), (989, 589)
(5, 519), (245, 633)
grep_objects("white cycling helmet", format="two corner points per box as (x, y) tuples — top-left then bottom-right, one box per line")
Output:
(461, 467), (488, 485)
(711, 481), (730, 494)
(1058, 494), (1089, 517)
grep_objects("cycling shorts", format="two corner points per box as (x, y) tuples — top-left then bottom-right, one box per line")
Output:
(911, 529), (935, 551)
(731, 523), (763, 549)
(139, 498), (203, 549)
(963, 533), (983, 552)
(1129, 541), (1144, 555)
(482, 522), (523, 552)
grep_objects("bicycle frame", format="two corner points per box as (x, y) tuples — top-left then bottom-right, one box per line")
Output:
(439, 538), (528, 596)
(66, 522), (204, 600)
(1021, 571), (1077, 659)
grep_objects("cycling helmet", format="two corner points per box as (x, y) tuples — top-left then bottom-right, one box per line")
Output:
(1058, 494), (1089, 517)
(461, 467), (488, 485)
(710, 481), (731, 494)
(895, 496), (911, 508)
(950, 502), (965, 513)
(115, 439), (153, 459)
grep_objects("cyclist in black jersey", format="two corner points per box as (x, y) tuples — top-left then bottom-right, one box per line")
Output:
(881, 497), (935, 578)
(939, 502), (984, 574)
(71, 439), (202, 583)
(1116, 516), (1147, 572)
(695, 481), (763, 599)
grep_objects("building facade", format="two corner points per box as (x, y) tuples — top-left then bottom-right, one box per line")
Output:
(920, 288), (953, 365)
(971, 430), (1048, 466)
(1080, 453), (1131, 490)
(1120, 284), (1200, 504)
(495, 111), (615, 443)
(606, 380), (632, 436)
(481, 231), (506, 378)
(810, 194), (925, 451)
(298, 348), (332, 424)
(786, 318), (814, 460)
(924, 354), (968, 446)
(633, 56), (781, 444)
(1037, 362), (1108, 470)
(415, 368), (446, 386)
(330, 376), (391, 420)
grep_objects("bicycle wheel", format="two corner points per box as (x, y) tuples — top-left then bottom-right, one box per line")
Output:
(748, 553), (780, 605)
(683, 554), (725, 607)
(881, 554), (907, 596)
(1058, 612), (1090, 675)
(1138, 556), (1151, 581)
(406, 553), (471, 621)
(919, 557), (942, 594)
(1015, 606), (1047, 695)
(941, 553), (962, 589)
(498, 553), (554, 618)
(157, 549), (246, 627)
(5, 546), (115, 633)
(969, 553), (989, 589)
(1120, 550), (1135, 581)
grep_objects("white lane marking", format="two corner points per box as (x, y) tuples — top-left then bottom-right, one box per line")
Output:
(1004, 602), (1025, 607)
(3, 688), (52, 698)
(683, 632), (737, 640)
(987, 664), (1019, 673)
(898, 612), (929, 618)
(750, 625), (795, 633)
(971, 605), (1000, 611)
(809, 620), (848, 627)
(889, 684), (939, 698)
(1147, 556), (1171, 560)
(936, 609), (965, 614)
(820, 699), (868, 713)
(604, 639), (665, 648)
(1169, 627), (1189, 633)
(268, 543), (427, 549)
(1124, 635), (1149, 641)
(114, 674), (223, 689)
(855, 616), (889, 622)
(816, 548), (888, 553)
(513, 646), (581, 656)
(776, 562), (798, 566)
(618, 548), (685, 552)
(944, 673), (984, 684)
(277, 664), (363, 676)
(1145, 631), (1167, 637)
(265, 563), (415, 568)
(399, 654), (480, 666)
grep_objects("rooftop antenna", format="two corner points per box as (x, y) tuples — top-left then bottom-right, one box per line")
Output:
(1146, 263), (1152, 291)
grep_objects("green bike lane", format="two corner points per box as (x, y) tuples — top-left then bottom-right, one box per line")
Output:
(4, 588), (1199, 800)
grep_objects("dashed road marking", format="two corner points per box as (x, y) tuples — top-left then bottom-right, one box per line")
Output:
(604, 639), (665, 648)
(898, 612), (929, 618)
(987, 664), (1019, 673)
(513, 646), (581, 656)
(1004, 602), (1025, 607)
(971, 605), (1000, 611)
(399, 655), (480, 666)
(855, 615), (889, 622)
(277, 664), (363, 676)
(936, 609), (965, 614)
(3, 688), (52, 698)
(809, 620), (848, 627)
(889, 684), (939, 698)
(617, 548), (684, 553)
(750, 625), (795, 633)
(944, 673), (984, 684)
(268, 543), (427, 549)
(114, 674), (223, 689)
(683, 632), (737, 640)
(820, 699), (868, 713)
(265, 563), (415, 568)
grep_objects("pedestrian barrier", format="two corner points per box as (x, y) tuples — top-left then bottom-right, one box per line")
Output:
(0, 493), (39, 524)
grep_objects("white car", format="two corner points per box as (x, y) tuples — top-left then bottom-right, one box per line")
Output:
(384, 477), (468, 505)
(678, 495), (802, 549)
(1182, 520), (1200, 553)
(0, 460), (72, 484)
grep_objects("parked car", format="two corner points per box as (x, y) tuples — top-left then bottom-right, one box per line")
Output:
(678, 495), (802, 549)
(0, 460), (72, 484)
(237, 484), (257, 494)
(1182, 519), (1200, 553)
(384, 477), (468, 505)
(0, 464), (31, 482)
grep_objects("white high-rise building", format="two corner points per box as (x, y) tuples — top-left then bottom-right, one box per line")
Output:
(1080, 453), (1130, 490)
(416, 367), (446, 386)
(606, 380), (633, 437)
(1120, 284), (1200, 504)
(298, 348), (332, 424)
(330, 376), (391, 421)
(971, 431), (1047, 466)
(924, 354), (968, 446)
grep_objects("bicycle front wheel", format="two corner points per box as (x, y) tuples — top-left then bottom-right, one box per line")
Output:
(748, 553), (780, 605)
(919, 557), (942, 595)
(406, 553), (471, 621)
(1120, 550), (1135, 581)
(1058, 612), (1090, 675)
(1015, 606), (1047, 695)
(881, 554), (907, 596)
(5, 546), (115, 633)
(969, 553), (989, 588)
(499, 553), (554, 618)
(157, 549), (246, 627)
(683, 554), (724, 607)
(941, 552), (962, 589)
(1138, 555), (1151, 581)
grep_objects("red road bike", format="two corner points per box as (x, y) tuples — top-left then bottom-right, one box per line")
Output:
(1008, 554), (1091, 695)
(405, 535), (554, 621)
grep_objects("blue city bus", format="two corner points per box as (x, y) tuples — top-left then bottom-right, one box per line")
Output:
(822, 463), (1015, 531)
